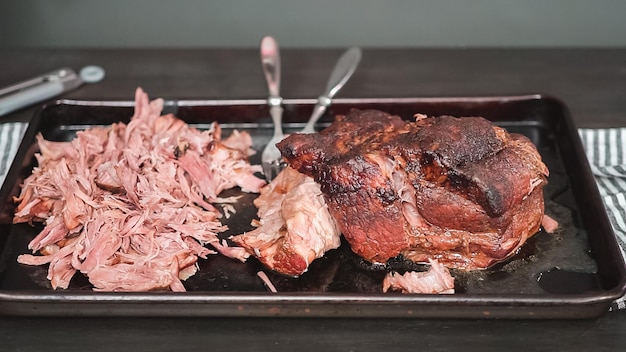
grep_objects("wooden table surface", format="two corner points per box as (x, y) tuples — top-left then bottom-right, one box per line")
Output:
(1, 48), (626, 351)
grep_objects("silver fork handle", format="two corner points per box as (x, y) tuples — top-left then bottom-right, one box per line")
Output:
(269, 104), (284, 137)
(261, 36), (284, 139)
(301, 96), (331, 134)
(261, 37), (281, 98)
(300, 47), (361, 134)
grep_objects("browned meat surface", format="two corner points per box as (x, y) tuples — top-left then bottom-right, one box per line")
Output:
(231, 166), (341, 276)
(278, 109), (548, 270)
(13, 88), (265, 291)
(383, 259), (455, 294)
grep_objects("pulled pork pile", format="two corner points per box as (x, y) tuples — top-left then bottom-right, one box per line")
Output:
(13, 88), (265, 291)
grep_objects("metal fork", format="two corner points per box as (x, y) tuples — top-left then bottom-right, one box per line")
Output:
(260, 42), (362, 181)
(260, 36), (285, 181)
(300, 47), (361, 134)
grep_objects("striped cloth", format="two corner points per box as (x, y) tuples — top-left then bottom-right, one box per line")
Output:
(0, 123), (625, 309)
(0, 122), (28, 187)
(579, 129), (626, 310)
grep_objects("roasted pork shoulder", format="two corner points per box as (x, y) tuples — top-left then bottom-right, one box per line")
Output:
(277, 109), (549, 270)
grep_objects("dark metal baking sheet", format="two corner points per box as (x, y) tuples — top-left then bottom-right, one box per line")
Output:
(0, 95), (624, 319)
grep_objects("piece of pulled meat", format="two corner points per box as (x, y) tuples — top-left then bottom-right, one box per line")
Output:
(231, 166), (341, 276)
(541, 214), (559, 233)
(232, 167), (341, 276)
(13, 88), (265, 291)
(383, 258), (455, 294)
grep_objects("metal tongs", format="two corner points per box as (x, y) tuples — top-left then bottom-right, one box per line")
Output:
(0, 66), (105, 117)
(260, 37), (362, 181)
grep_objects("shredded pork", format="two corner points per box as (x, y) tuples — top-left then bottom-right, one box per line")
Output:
(13, 88), (265, 291)
(257, 271), (278, 293)
(541, 214), (559, 233)
(231, 166), (341, 277)
(382, 259), (455, 294)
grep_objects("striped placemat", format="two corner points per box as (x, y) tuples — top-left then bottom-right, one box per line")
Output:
(0, 122), (27, 186)
(579, 129), (626, 310)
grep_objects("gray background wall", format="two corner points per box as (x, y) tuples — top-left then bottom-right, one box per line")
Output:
(1, 0), (625, 48)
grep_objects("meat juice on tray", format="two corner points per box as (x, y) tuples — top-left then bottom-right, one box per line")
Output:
(13, 89), (554, 294)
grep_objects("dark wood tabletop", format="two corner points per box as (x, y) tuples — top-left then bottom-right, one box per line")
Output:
(1, 47), (626, 351)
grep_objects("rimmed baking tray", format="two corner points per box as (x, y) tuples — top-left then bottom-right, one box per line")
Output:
(0, 95), (624, 319)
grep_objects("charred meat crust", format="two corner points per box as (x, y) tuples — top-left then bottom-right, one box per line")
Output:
(278, 108), (548, 269)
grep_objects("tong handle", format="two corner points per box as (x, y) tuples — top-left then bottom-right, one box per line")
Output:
(0, 81), (65, 116)
(0, 68), (82, 116)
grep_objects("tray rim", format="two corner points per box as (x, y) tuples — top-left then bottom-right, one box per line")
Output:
(1, 94), (625, 319)
(53, 93), (547, 108)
